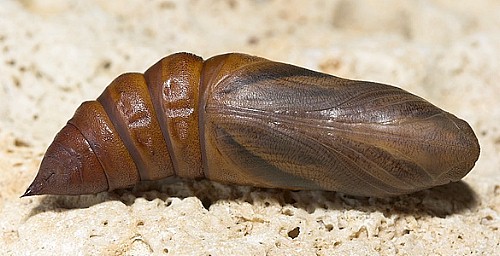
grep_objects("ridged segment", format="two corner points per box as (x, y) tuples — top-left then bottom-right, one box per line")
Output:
(144, 53), (204, 179)
(68, 101), (139, 191)
(97, 73), (174, 182)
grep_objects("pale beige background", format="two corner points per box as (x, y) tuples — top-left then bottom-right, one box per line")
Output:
(0, 0), (499, 255)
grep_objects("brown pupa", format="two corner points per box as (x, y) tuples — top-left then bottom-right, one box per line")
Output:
(23, 52), (480, 198)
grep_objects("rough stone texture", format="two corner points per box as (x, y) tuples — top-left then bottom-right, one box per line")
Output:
(1, 0), (499, 255)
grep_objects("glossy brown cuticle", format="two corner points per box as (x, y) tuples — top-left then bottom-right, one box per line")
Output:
(23, 52), (480, 198)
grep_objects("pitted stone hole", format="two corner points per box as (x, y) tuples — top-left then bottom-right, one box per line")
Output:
(317, 220), (334, 232)
(14, 138), (30, 147)
(287, 227), (300, 239)
(101, 60), (112, 70)
(164, 199), (173, 207)
(325, 224), (334, 231)
(282, 208), (294, 216)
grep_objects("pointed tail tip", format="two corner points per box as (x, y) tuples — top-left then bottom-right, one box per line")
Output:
(20, 184), (42, 198)
(20, 188), (33, 198)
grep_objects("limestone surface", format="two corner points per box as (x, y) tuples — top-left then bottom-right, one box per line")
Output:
(1, 1), (498, 255)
